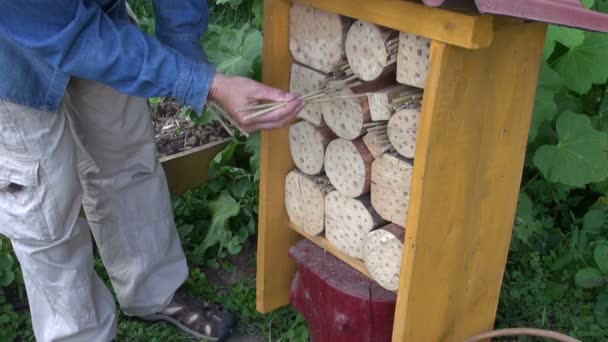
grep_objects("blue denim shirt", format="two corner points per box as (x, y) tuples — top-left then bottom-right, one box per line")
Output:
(0, 0), (214, 113)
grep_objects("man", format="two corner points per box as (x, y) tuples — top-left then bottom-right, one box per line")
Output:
(0, 0), (302, 341)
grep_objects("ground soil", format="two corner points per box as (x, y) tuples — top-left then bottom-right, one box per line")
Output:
(151, 98), (230, 158)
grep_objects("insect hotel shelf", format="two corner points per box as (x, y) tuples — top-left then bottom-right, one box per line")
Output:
(256, 0), (549, 341)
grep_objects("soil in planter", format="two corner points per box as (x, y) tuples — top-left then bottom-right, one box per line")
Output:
(151, 98), (230, 158)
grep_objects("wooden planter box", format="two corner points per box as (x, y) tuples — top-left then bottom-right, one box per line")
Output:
(160, 139), (230, 195)
(255, 1), (548, 341)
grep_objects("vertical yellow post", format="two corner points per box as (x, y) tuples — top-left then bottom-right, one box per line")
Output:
(255, 0), (301, 313)
(392, 22), (548, 341)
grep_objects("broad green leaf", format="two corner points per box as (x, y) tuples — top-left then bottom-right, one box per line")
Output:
(0, 314), (9, 324)
(245, 132), (261, 180)
(0, 255), (13, 271)
(595, 294), (608, 327)
(251, 0), (263, 28)
(601, 97), (608, 115)
(209, 140), (238, 178)
(530, 64), (564, 141)
(553, 33), (608, 94)
(231, 177), (252, 199)
(0, 270), (14, 287)
(591, 179), (608, 195)
(600, 0), (608, 12)
(516, 193), (533, 220)
(595, 245), (608, 273)
(546, 26), (585, 49)
(201, 191), (240, 252)
(575, 267), (605, 288)
(584, 209), (606, 231)
(533, 112), (608, 187)
(582, 0), (596, 8)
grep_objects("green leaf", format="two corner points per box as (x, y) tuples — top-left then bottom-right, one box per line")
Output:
(581, 0), (596, 8)
(591, 178), (608, 195)
(231, 178), (252, 199)
(546, 26), (585, 50)
(0, 270), (14, 287)
(533, 112), (608, 187)
(530, 64), (565, 141)
(209, 140), (239, 178)
(575, 267), (605, 288)
(595, 294), (608, 327)
(201, 191), (240, 252)
(0, 255), (13, 271)
(0, 314), (9, 324)
(251, 0), (263, 28)
(595, 245), (608, 273)
(584, 209), (607, 232)
(553, 33), (608, 94)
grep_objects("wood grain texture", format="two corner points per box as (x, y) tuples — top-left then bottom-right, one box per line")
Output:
(255, 0), (302, 313)
(292, 0), (494, 49)
(392, 22), (548, 341)
(160, 139), (230, 195)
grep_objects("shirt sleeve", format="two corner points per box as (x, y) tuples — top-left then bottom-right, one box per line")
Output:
(153, 0), (210, 62)
(0, 0), (214, 113)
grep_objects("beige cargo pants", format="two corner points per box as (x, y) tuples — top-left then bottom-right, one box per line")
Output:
(0, 77), (188, 341)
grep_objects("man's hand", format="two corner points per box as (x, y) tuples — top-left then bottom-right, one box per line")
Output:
(209, 73), (305, 132)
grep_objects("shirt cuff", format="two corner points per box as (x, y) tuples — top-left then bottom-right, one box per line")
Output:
(173, 60), (215, 113)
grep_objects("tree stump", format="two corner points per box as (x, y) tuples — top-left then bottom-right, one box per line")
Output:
(387, 107), (421, 159)
(290, 63), (327, 126)
(289, 3), (352, 73)
(289, 239), (397, 342)
(325, 191), (385, 259)
(396, 31), (431, 89)
(345, 20), (398, 81)
(364, 224), (405, 292)
(371, 154), (413, 225)
(324, 138), (374, 197)
(284, 170), (333, 235)
(289, 121), (336, 175)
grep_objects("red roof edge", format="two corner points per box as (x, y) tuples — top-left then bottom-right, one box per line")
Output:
(422, 0), (608, 33)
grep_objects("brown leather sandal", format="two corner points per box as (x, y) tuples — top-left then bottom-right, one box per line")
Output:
(139, 291), (235, 341)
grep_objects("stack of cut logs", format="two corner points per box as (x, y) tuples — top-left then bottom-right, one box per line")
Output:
(284, 4), (430, 292)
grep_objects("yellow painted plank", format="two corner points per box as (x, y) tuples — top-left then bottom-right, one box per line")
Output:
(293, 0), (494, 49)
(160, 139), (230, 195)
(392, 22), (548, 341)
(256, 0), (303, 314)
(289, 221), (371, 278)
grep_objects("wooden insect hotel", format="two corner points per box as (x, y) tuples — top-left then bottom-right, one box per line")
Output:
(255, 0), (608, 341)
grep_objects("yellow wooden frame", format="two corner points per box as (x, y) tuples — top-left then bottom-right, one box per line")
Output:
(256, 0), (548, 340)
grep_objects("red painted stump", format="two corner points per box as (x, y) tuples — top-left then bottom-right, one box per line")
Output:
(288, 239), (397, 342)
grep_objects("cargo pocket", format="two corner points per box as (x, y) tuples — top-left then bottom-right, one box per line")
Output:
(0, 102), (28, 154)
(0, 155), (59, 241)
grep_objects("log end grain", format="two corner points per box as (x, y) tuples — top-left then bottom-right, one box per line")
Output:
(285, 170), (326, 235)
(290, 4), (347, 73)
(289, 121), (332, 175)
(324, 138), (373, 197)
(325, 191), (383, 259)
(387, 108), (420, 159)
(371, 154), (413, 225)
(322, 89), (367, 140)
(345, 20), (391, 81)
(396, 31), (431, 89)
(364, 224), (405, 291)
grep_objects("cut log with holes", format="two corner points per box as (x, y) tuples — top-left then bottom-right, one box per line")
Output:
(397, 31), (431, 89)
(363, 129), (393, 159)
(290, 63), (328, 126)
(289, 4), (352, 74)
(325, 191), (386, 259)
(285, 170), (334, 236)
(289, 121), (336, 175)
(368, 84), (419, 121)
(388, 107), (421, 159)
(364, 224), (405, 291)
(322, 74), (395, 140)
(345, 20), (399, 81)
(371, 154), (413, 225)
(324, 138), (374, 198)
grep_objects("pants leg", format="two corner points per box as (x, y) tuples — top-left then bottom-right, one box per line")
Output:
(0, 100), (116, 341)
(65, 77), (188, 316)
